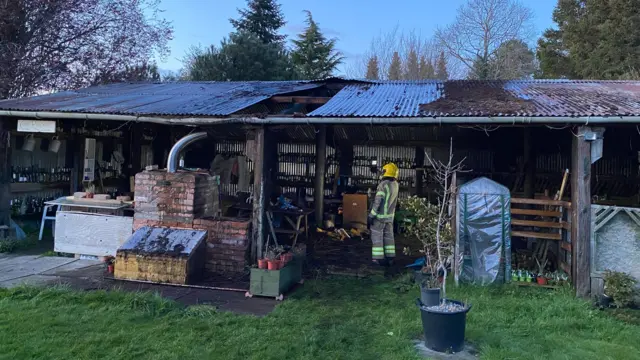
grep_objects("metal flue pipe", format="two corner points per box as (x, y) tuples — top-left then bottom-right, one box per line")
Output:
(167, 132), (208, 173)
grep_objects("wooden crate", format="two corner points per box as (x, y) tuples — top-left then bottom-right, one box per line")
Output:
(248, 258), (303, 300)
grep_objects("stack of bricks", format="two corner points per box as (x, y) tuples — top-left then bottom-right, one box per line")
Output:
(193, 218), (250, 273)
(133, 170), (249, 273)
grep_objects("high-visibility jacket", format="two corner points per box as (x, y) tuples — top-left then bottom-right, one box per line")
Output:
(370, 178), (399, 223)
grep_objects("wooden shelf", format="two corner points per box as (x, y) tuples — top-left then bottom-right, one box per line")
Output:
(511, 208), (562, 217)
(512, 219), (569, 230)
(511, 230), (561, 240)
(10, 182), (68, 193)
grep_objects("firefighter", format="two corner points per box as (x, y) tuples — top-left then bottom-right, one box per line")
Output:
(368, 163), (399, 265)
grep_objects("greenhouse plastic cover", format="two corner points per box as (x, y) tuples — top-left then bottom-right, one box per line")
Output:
(455, 177), (511, 285)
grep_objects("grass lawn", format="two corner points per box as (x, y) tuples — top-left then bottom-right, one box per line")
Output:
(1, 277), (639, 360)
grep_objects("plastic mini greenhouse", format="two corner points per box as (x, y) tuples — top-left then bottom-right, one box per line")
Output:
(455, 177), (511, 285)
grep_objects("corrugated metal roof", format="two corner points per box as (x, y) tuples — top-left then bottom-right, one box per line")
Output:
(0, 81), (322, 116)
(4, 79), (640, 121)
(308, 80), (640, 118)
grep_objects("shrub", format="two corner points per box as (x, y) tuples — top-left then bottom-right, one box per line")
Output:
(603, 270), (638, 308)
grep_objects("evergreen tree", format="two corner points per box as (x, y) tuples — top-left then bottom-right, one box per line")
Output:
(365, 56), (380, 80)
(291, 11), (343, 79)
(537, 0), (640, 79)
(418, 56), (435, 79)
(188, 32), (295, 81)
(404, 48), (420, 80)
(435, 51), (448, 80)
(388, 52), (402, 80)
(229, 0), (285, 44)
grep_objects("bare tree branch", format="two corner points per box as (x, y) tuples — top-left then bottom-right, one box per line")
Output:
(435, 0), (534, 79)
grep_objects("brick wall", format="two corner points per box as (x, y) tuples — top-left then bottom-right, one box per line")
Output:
(133, 170), (249, 273)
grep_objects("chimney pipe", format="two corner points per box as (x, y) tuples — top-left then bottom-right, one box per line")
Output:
(167, 132), (208, 173)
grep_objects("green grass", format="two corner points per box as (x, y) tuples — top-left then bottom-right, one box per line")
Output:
(1, 278), (639, 360)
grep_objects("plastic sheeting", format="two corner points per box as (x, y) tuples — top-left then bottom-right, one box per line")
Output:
(455, 177), (511, 285)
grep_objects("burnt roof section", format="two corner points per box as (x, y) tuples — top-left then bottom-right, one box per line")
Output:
(308, 80), (640, 118)
(0, 81), (323, 116)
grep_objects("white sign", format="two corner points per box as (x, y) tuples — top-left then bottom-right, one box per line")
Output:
(17, 119), (56, 133)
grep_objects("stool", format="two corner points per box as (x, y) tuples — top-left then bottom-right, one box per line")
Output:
(39, 204), (58, 241)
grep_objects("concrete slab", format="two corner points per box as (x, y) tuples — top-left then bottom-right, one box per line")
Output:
(0, 274), (58, 288)
(0, 254), (100, 285)
(40, 259), (101, 275)
(413, 340), (478, 360)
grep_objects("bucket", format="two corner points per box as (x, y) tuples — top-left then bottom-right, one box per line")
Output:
(416, 298), (471, 353)
(22, 134), (35, 151)
(419, 286), (441, 307)
(48, 136), (61, 153)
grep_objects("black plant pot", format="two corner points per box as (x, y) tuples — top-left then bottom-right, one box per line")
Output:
(419, 285), (441, 307)
(417, 298), (471, 353)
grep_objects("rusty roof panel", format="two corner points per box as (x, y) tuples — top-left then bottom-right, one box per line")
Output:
(309, 80), (640, 118)
(0, 81), (322, 116)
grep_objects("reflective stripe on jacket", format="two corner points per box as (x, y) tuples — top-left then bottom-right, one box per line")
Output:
(370, 178), (399, 223)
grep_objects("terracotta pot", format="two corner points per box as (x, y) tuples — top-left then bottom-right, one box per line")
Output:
(536, 276), (548, 285)
(258, 259), (268, 269)
(107, 264), (114, 274)
(280, 253), (293, 265)
(267, 260), (281, 270)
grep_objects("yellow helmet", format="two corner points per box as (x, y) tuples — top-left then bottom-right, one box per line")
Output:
(381, 163), (399, 179)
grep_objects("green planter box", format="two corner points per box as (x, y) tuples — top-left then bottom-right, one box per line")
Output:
(248, 258), (303, 300)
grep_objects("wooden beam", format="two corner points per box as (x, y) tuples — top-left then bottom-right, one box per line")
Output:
(511, 208), (562, 217)
(415, 147), (425, 197)
(270, 96), (331, 104)
(250, 128), (265, 262)
(511, 197), (571, 208)
(0, 118), (11, 230)
(523, 128), (536, 198)
(571, 126), (592, 297)
(511, 219), (569, 229)
(561, 242), (572, 252)
(511, 230), (561, 240)
(314, 125), (327, 227)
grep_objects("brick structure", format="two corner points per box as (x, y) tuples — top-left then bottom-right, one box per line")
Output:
(133, 170), (250, 273)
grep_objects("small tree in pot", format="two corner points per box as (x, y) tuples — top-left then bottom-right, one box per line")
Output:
(411, 138), (471, 353)
(401, 197), (454, 305)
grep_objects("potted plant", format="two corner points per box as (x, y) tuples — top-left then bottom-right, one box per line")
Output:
(402, 197), (451, 307)
(265, 250), (280, 270)
(603, 270), (638, 308)
(258, 258), (268, 269)
(404, 138), (471, 354)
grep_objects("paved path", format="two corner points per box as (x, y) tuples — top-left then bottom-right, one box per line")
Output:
(0, 253), (278, 316)
(0, 253), (100, 288)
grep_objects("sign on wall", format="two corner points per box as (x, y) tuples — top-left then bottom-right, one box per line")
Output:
(17, 119), (56, 133)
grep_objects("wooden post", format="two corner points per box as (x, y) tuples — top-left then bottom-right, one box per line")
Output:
(153, 125), (171, 168)
(0, 118), (11, 230)
(415, 146), (425, 197)
(250, 127), (266, 262)
(65, 137), (80, 194)
(314, 125), (327, 227)
(130, 123), (142, 175)
(571, 126), (592, 297)
(337, 142), (353, 195)
(523, 128), (536, 198)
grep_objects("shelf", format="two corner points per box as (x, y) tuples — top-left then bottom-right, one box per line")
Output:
(11, 182), (68, 193)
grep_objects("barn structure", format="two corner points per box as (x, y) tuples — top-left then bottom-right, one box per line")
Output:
(2, 78), (640, 296)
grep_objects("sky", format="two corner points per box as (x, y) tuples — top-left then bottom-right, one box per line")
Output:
(154, 0), (558, 75)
